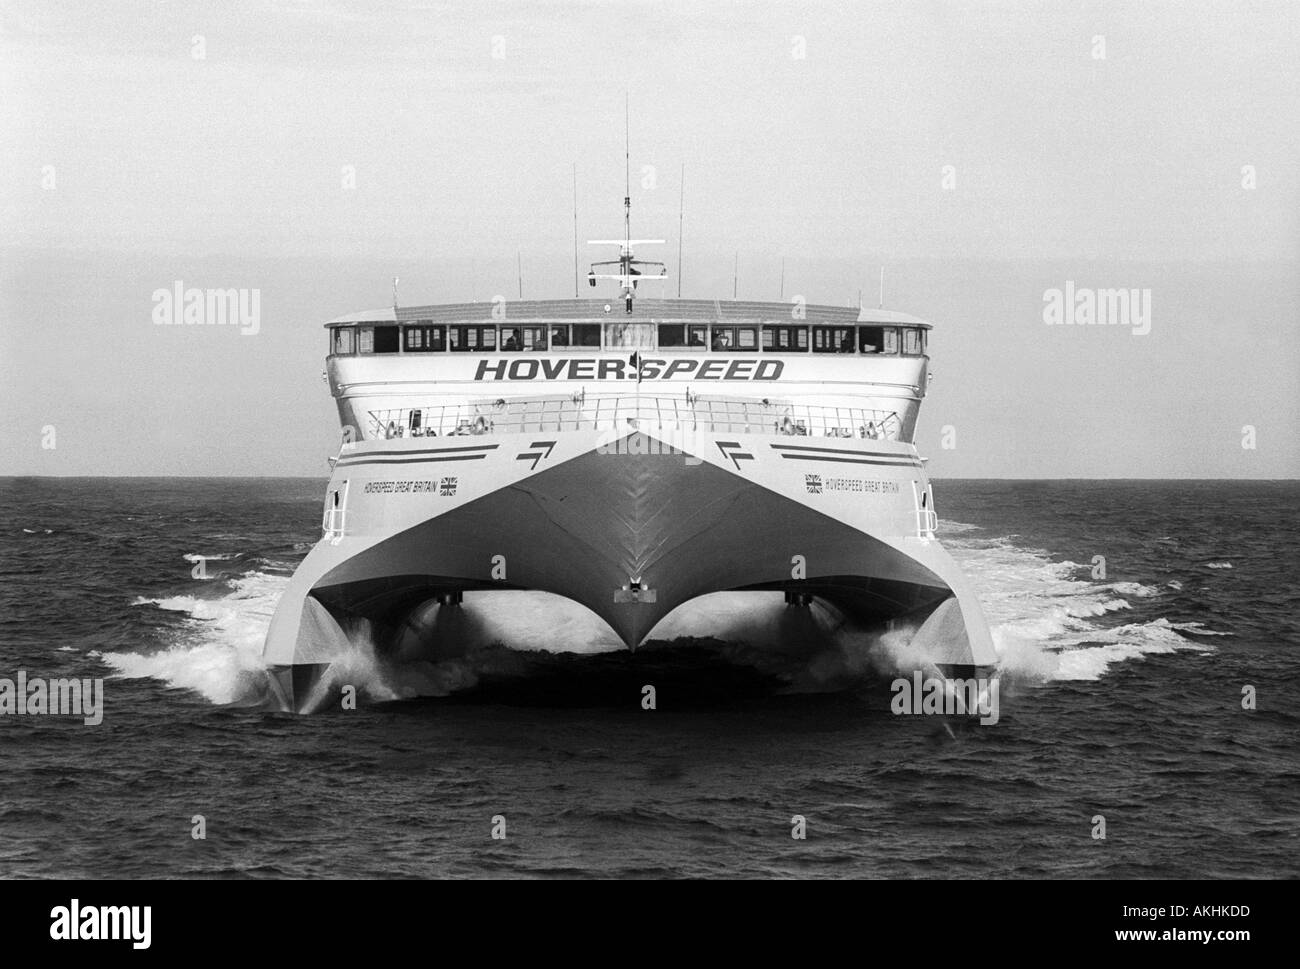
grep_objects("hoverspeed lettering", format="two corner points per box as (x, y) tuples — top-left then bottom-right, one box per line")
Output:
(473, 357), (784, 381)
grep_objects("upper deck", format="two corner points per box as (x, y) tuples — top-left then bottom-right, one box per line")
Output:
(321, 299), (937, 444)
(324, 298), (932, 357)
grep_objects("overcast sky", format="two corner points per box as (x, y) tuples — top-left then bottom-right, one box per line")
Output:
(2, 0), (1296, 476)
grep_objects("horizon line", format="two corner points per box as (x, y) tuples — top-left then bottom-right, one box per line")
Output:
(2, 474), (1296, 482)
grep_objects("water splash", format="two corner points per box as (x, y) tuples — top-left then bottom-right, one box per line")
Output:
(111, 525), (1224, 708)
(947, 535), (1218, 683)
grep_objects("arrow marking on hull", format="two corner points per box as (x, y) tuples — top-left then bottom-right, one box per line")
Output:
(716, 441), (754, 470)
(516, 440), (558, 470)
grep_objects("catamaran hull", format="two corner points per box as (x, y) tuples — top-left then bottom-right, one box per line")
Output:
(264, 429), (994, 712)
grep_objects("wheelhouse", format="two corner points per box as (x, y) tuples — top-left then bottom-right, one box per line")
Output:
(326, 307), (928, 359)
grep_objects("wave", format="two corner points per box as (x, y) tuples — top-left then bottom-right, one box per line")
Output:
(111, 573), (285, 704)
(110, 528), (1224, 707)
(117, 579), (621, 707)
(936, 520), (983, 534)
(945, 538), (1217, 682)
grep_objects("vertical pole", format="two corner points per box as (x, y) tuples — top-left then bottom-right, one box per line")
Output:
(624, 92), (631, 262)
(677, 163), (684, 298)
(573, 163), (579, 299)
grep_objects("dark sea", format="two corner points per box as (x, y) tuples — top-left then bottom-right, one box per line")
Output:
(1, 477), (1297, 879)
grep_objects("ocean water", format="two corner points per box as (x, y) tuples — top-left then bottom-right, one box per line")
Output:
(0, 477), (1296, 878)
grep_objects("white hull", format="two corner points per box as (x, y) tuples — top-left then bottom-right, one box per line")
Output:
(264, 426), (995, 710)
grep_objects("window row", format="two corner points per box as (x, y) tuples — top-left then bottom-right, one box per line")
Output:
(331, 322), (926, 356)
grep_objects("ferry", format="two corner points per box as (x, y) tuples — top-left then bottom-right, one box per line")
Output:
(262, 199), (996, 711)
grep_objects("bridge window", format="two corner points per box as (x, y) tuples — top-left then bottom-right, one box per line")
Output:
(549, 325), (571, 348)
(762, 325), (808, 352)
(372, 326), (399, 354)
(357, 327), (373, 353)
(657, 324), (708, 349)
(812, 326), (855, 353)
(858, 326), (899, 354)
(710, 326), (758, 351)
(902, 327), (926, 355)
(332, 328), (354, 355)
(404, 323), (446, 352)
(449, 325), (497, 352)
(572, 324), (601, 347)
(658, 324), (685, 347)
(499, 326), (546, 351)
(605, 322), (654, 349)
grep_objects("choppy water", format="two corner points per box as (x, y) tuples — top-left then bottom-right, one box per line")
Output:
(1, 477), (1296, 878)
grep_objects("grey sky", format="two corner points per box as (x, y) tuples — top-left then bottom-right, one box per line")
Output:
(2, 0), (1297, 476)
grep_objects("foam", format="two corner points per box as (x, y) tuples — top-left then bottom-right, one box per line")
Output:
(111, 525), (1225, 706)
(947, 538), (1217, 682)
(111, 573), (285, 703)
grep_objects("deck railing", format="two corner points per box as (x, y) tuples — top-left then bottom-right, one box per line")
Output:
(365, 394), (903, 442)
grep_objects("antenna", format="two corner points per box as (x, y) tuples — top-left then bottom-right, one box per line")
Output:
(732, 252), (738, 300)
(517, 251), (523, 299)
(879, 266), (885, 308)
(780, 257), (785, 300)
(392, 275), (399, 310)
(572, 163), (579, 298)
(677, 163), (684, 298)
(586, 94), (668, 312)
(624, 92), (631, 250)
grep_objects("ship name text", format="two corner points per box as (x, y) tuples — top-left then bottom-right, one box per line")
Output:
(473, 358), (784, 381)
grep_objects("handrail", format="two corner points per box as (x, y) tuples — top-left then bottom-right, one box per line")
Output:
(323, 507), (345, 538)
(365, 394), (903, 442)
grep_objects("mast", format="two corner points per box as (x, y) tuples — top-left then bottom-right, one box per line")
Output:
(585, 95), (668, 312)
(623, 92), (631, 283)
(572, 163), (579, 298)
(677, 163), (684, 298)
